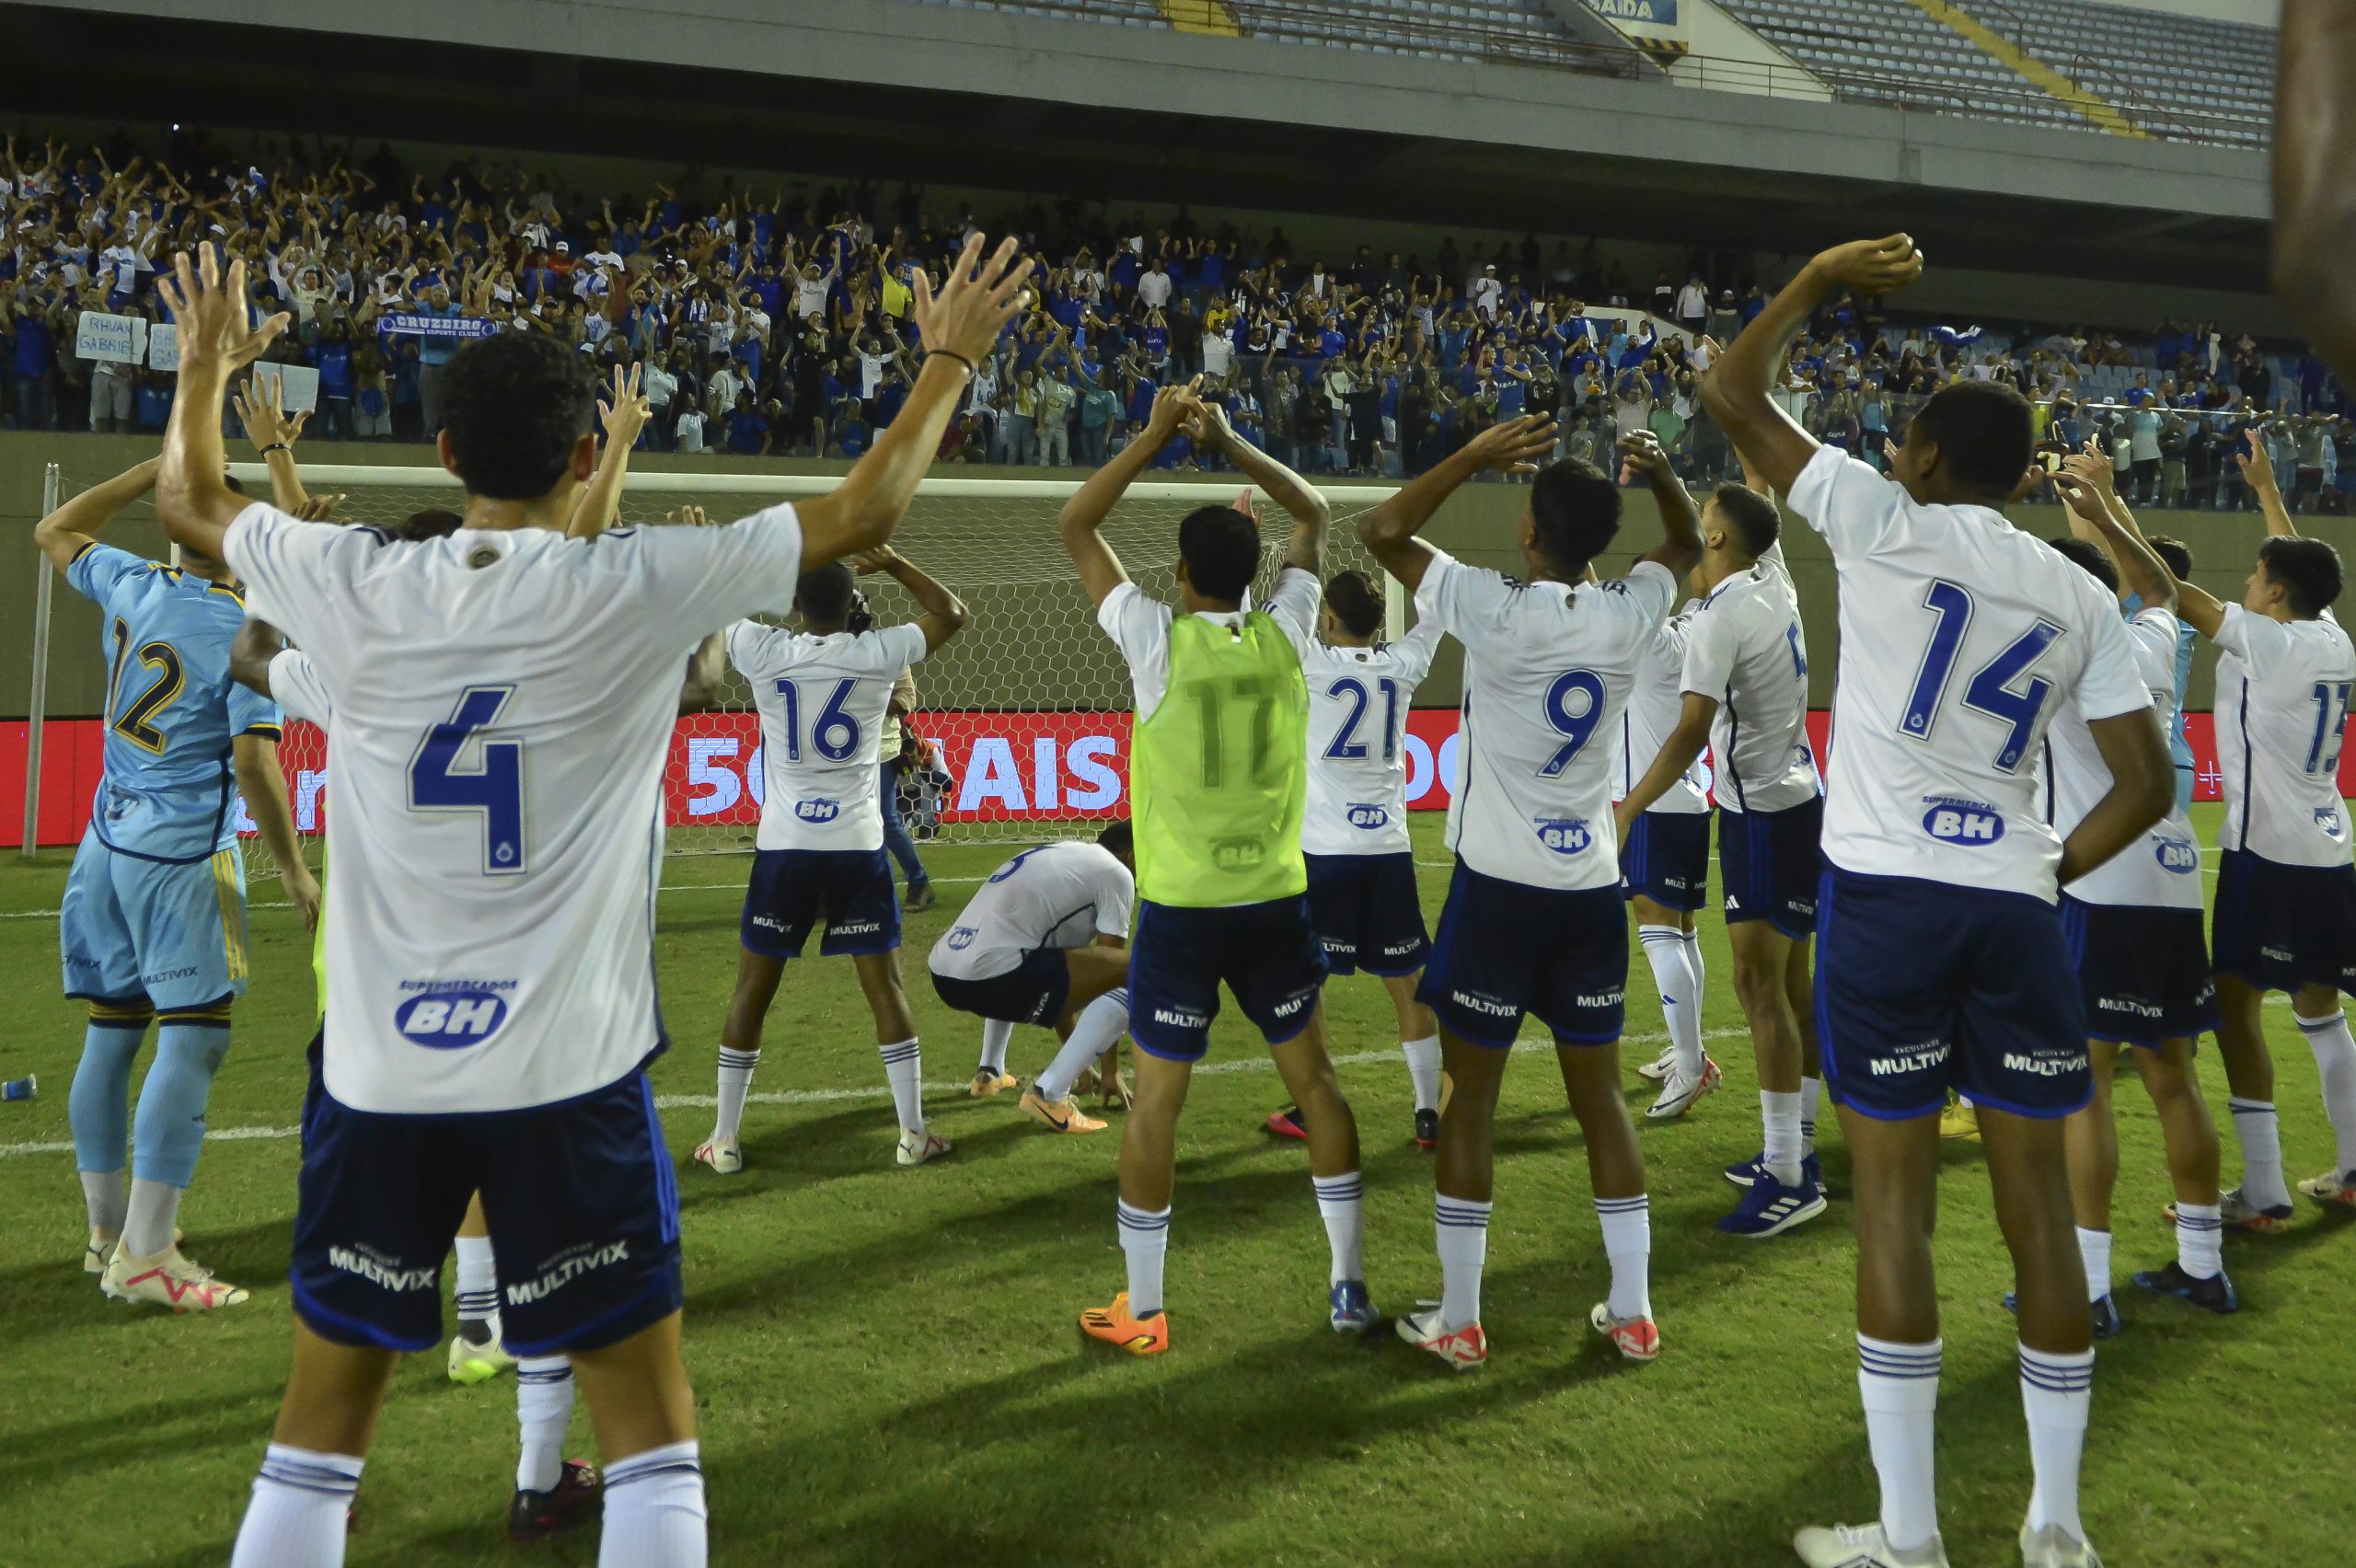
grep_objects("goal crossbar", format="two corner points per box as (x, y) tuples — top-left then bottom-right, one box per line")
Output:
(227, 465), (1405, 506)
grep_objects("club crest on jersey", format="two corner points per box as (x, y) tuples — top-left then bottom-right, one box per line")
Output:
(1346, 803), (1390, 831)
(395, 989), (511, 1048)
(1533, 817), (1593, 856)
(2319, 805), (2347, 839)
(1921, 797), (2004, 846)
(2154, 838), (2200, 874)
(796, 798), (843, 824)
(945, 926), (978, 951)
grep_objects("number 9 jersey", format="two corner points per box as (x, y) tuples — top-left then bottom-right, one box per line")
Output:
(1414, 548), (1677, 891)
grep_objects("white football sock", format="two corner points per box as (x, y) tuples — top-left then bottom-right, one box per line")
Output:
(977, 1018), (1014, 1076)
(1761, 1090), (1803, 1187)
(2173, 1202), (2223, 1280)
(1036, 989), (1126, 1102)
(1116, 1198), (1170, 1318)
(1594, 1193), (1651, 1320)
(2228, 1097), (2291, 1209)
(515, 1355), (574, 1494)
(80, 1168), (126, 1236)
(1401, 1033), (1442, 1113)
(1681, 928), (1705, 1004)
(2074, 1226), (2111, 1303)
(599, 1440), (707, 1568)
(878, 1038), (924, 1136)
(712, 1045), (759, 1144)
(1311, 1170), (1364, 1285)
(1435, 1193), (1491, 1332)
(230, 1444), (364, 1568)
(2298, 1010), (2356, 1177)
(455, 1234), (500, 1343)
(1858, 1335), (1942, 1555)
(1638, 925), (1704, 1076)
(2018, 1343), (2095, 1540)
(120, 1177), (182, 1260)
(1799, 1075), (1823, 1158)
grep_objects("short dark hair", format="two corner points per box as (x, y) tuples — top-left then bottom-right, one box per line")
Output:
(398, 508), (464, 542)
(1323, 570), (1384, 638)
(2259, 536), (2344, 617)
(1710, 484), (1780, 558)
(1528, 458), (1621, 575)
(796, 561), (857, 625)
(1096, 820), (1135, 859)
(1178, 504), (1260, 603)
(2145, 534), (2193, 582)
(1910, 382), (2033, 498)
(2049, 536), (2119, 594)
(439, 332), (597, 500)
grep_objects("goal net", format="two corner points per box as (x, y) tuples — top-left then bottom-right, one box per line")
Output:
(32, 465), (1403, 882)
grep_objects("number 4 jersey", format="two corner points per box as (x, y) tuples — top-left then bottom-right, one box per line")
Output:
(728, 620), (929, 852)
(224, 502), (807, 1114)
(1786, 446), (2150, 901)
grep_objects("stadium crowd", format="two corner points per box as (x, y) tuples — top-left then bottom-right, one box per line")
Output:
(3, 127), (2349, 508)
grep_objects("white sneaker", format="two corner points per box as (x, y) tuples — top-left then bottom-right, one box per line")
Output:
(1634, 1043), (1678, 1082)
(447, 1327), (517, 1386)
(2018, 1523), (2103, 1567)
(1793, 1521), (1949, 1567)
(85, 1229), (117, 1274)
(100, 1245), (248, 1311)
(1645, 1055), (1722, 1120)
(692, 1137), (742, 1175)
(896, 1129), (953, 1167)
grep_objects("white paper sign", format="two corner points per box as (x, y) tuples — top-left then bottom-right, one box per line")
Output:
(147, 322), (179, 372)
(75, 311), (147, 364)
(249, 362), (321, 414)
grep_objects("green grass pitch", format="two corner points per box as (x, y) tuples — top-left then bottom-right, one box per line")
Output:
(1, 804), (2350, 1567)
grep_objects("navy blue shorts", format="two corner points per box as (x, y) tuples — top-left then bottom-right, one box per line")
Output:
(1621, 810), (1712, 912)
(1128, 896), (1327, 1062)
(1305, 851), (1429, 976)
(290, 1041), (683, 1357)
(2212, 848), (2356, 996)
(930, 948), (1072, 1027)
(1719, 797), (1822, 939)
(2060, 895), (2217, 1048)
(1417, 860), (1627, 1048)
(741, 847), (901, 959)
(1816, 868), (2089, 1121)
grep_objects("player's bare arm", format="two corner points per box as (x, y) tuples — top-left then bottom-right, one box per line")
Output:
(1700, 235), (1922, 495)
(1614, 692), (1718, 843)
(155, 244), (292, 562)
(2233, 430), (2299, 539)
(799, 233), (1034, 570)
(569, 362), (653, 540)
(233, 374), (313, 514)
(2050, 461), (2176, 614)
(2059, 709), (2175, 886)
(1356, 412), (1556, 595)
(233, 732), (320, 931)
(230, 615), (286, 697)
(1188, 396), (1327, 576)
(858, 545), (969, 652)
(32, 455), (161, 571)
(1058, 381), (1201, 608)
(2274, 0), (2356, 384)
(1618, 430), (1703, 577)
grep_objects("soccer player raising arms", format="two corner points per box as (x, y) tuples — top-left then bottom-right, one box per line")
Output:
(1362, 415), (1703, 1371)
(1062, 378), (1378, 1356)
(151, 235), (1028, 1568)
(1704, 236), (2171, 1568)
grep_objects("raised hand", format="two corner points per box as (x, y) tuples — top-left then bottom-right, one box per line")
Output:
(598, 361), (653, 449)
(291, 494), (346, 522)
(2235, 427), (2278, 491)
(1617, 428), (1671, 478)
(1464, 412), (1559, 475)
(1144, 377), (1204, 443)
(909, 233), (1034, 366)
(665, 504), (712, 527)
(1807, 235), (1923, 297)
(851, 546), (902, 575)
(233, 373), (309, 450)
(155, 242), (288, 378)
(2048, 468), (2110, 525)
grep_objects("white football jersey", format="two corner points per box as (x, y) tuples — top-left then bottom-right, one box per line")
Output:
(2046, 607), (2204, 909)
(225, 502), (807, 1113)
(930, 841), (1135, 981)
(1613, 603), (1711, 815)
(2213, 605), (2355, 867)
(1786, 447), (2150, 901)
(1416, 549), (1676, 892)
(1291, 620), (1444, 856)
(1680, 550), (1821, 815)
(732, 621), (929, 853)
(267, 647), (331, 725)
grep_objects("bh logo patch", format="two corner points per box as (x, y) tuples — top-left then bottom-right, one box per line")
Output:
(1346, 803), (1390, 831)
(2154, 838), (2200, 874)
(796, 798), (842, 824)
(1922, 799), (2004, 846)
(395, 991), (510, 1048)
(2319, 805), (2347, 840)
(1535, 817), (1593, 856)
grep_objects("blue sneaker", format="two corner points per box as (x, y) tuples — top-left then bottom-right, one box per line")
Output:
(1724, 1151), (1822, 1191)
(2133, 1260), (2239, 1315)
(1328, 1279), (1380, 1334)
(1715, 1169), (1828, 1239)
(2001, 1289), (2126, 1339)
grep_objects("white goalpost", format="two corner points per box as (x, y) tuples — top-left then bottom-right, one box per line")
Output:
(20, 464), (1410, 882)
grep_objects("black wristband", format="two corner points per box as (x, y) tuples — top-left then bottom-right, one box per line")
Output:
(926, 349), (976, 376)
(260, 442), (291, 455)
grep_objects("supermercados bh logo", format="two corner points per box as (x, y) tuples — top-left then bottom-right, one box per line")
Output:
(1922, 796), (2004, 846)
(2320, 804), (2348, 840)
(1534, 817), (1593, 856)
(1346, 803), (1390, 831)
(2154, 836), (2200, 874)
(395, 978), (517, 1048)
(796, 798), (842, 824)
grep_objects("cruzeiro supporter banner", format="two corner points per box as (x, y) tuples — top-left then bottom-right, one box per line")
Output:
(375, 311), (502, 340)
(0, 711), (2342, 847)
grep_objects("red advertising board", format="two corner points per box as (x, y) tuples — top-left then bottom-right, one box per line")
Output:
(0, 709), (2333, 847)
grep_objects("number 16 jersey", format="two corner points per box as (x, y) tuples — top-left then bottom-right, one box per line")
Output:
(729, 620), (929, 853)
